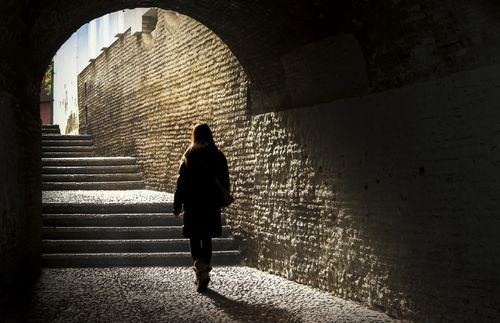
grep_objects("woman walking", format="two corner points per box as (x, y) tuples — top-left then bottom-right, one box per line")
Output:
(173, 123), (230, 292)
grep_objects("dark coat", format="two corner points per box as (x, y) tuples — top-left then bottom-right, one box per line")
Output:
(173, 144), (229, 238)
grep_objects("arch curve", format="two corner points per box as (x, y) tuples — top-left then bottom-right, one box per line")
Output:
(26, 0), (301, 113)
(5, 0), (500, 112)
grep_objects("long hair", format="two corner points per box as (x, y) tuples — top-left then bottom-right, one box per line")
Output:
(182, 123), (216, 165)
(191, 123), (215, 147)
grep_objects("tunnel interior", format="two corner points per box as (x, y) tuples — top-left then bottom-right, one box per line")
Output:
(1, 0), (500, 322)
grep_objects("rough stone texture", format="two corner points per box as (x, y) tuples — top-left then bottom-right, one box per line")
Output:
(0, 266), (397, 323)
(237, 69), (500, 321)
(76, 8), (500, 323)
(42, 189), (174, 205)
(78, 10), (248, 194)
(13, 0), (500, 112)
(1, 1), (500, 322)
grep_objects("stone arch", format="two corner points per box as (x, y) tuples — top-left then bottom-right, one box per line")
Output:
(76, 8), (249, 192)
(3, 1), (500, 321)
(19, 0), (375, 114)
(5, 0), (500, 113)
(25, 1), (290, 114)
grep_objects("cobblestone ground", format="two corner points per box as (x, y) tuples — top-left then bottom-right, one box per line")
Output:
(2, 266), (400, 323)
(33, 190), (401, 322)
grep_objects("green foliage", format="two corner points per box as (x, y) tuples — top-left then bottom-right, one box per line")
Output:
(43, 64), (53, 96)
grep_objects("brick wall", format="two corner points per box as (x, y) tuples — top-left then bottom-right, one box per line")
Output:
(0, 89), (41, 306)
(0, 0), (43, 305)
(0, 0), (498, 320)
(25, 1), (500, 113)
(78, 9), (500, 322)
(241, 68), (500, 320)
(79, 10), (248, 192)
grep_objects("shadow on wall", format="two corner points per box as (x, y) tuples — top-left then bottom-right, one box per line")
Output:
(243, 63), (500, 321)
(280, 34), (369, 109)
(66, 7), (500, 322)
(231, 110), (385, 310)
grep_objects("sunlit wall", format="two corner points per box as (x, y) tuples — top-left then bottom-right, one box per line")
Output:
(52, 8), (151, 134)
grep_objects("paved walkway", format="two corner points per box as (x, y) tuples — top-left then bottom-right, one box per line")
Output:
(2, 266), (398, 322)
(28, 190), (400, 322)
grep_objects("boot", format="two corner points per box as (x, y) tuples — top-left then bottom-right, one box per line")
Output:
(193, 259), (212, 293)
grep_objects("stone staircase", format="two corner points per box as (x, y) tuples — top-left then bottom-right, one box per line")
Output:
(41, 125), (240, 267)
(42, 125), (145, 190)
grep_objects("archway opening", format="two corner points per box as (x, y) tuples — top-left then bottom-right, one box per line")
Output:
(40, 6), (248, 269)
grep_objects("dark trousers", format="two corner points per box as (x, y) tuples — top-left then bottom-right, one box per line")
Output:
(189, 237), (213, 264)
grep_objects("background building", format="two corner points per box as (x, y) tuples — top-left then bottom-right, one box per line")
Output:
(3, 2), (500, 322)
(51, 8), (154, 134)
(39, 63), (53, 125)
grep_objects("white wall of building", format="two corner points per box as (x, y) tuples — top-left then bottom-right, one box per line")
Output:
(53, 8), (150, 134)
(53, 32), (79, 134)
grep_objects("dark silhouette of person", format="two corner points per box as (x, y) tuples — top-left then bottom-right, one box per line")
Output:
(173, 123), (230, 292)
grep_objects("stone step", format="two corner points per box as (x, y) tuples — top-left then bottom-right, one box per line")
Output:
(42, 139), (94, 146)
(42, 251), (241, 267)
(42, 134), (92, 140)
(42, 181), (145, 190)
(42, 146), (96, 152)
(42, 226), (232, 239)
(42, 165), (141, 174)
(42, 238), (238, 253)
(43, 202), (172, 214)
(42, 213), (226, 227)
(42, 173), (143, 183)
(43, 151), (95, 158)
(42, 128), (61, 134)
(42, 157), (138, 166)
(42, 125), (60, 130)
(43, 213), (178, 226)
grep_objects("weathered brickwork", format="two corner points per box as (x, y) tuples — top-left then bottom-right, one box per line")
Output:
(78, 10), (248, 193)
(21, 0), (500, 113)
(351, 0), (500, 92)
(230, 68), (500, 322)
(78, 9), (500, 322)
(0, 0), (499, 321)
(242, 66), (500, 321)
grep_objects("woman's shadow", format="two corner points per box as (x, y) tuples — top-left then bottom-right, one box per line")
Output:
(204, 289), (299, 322)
